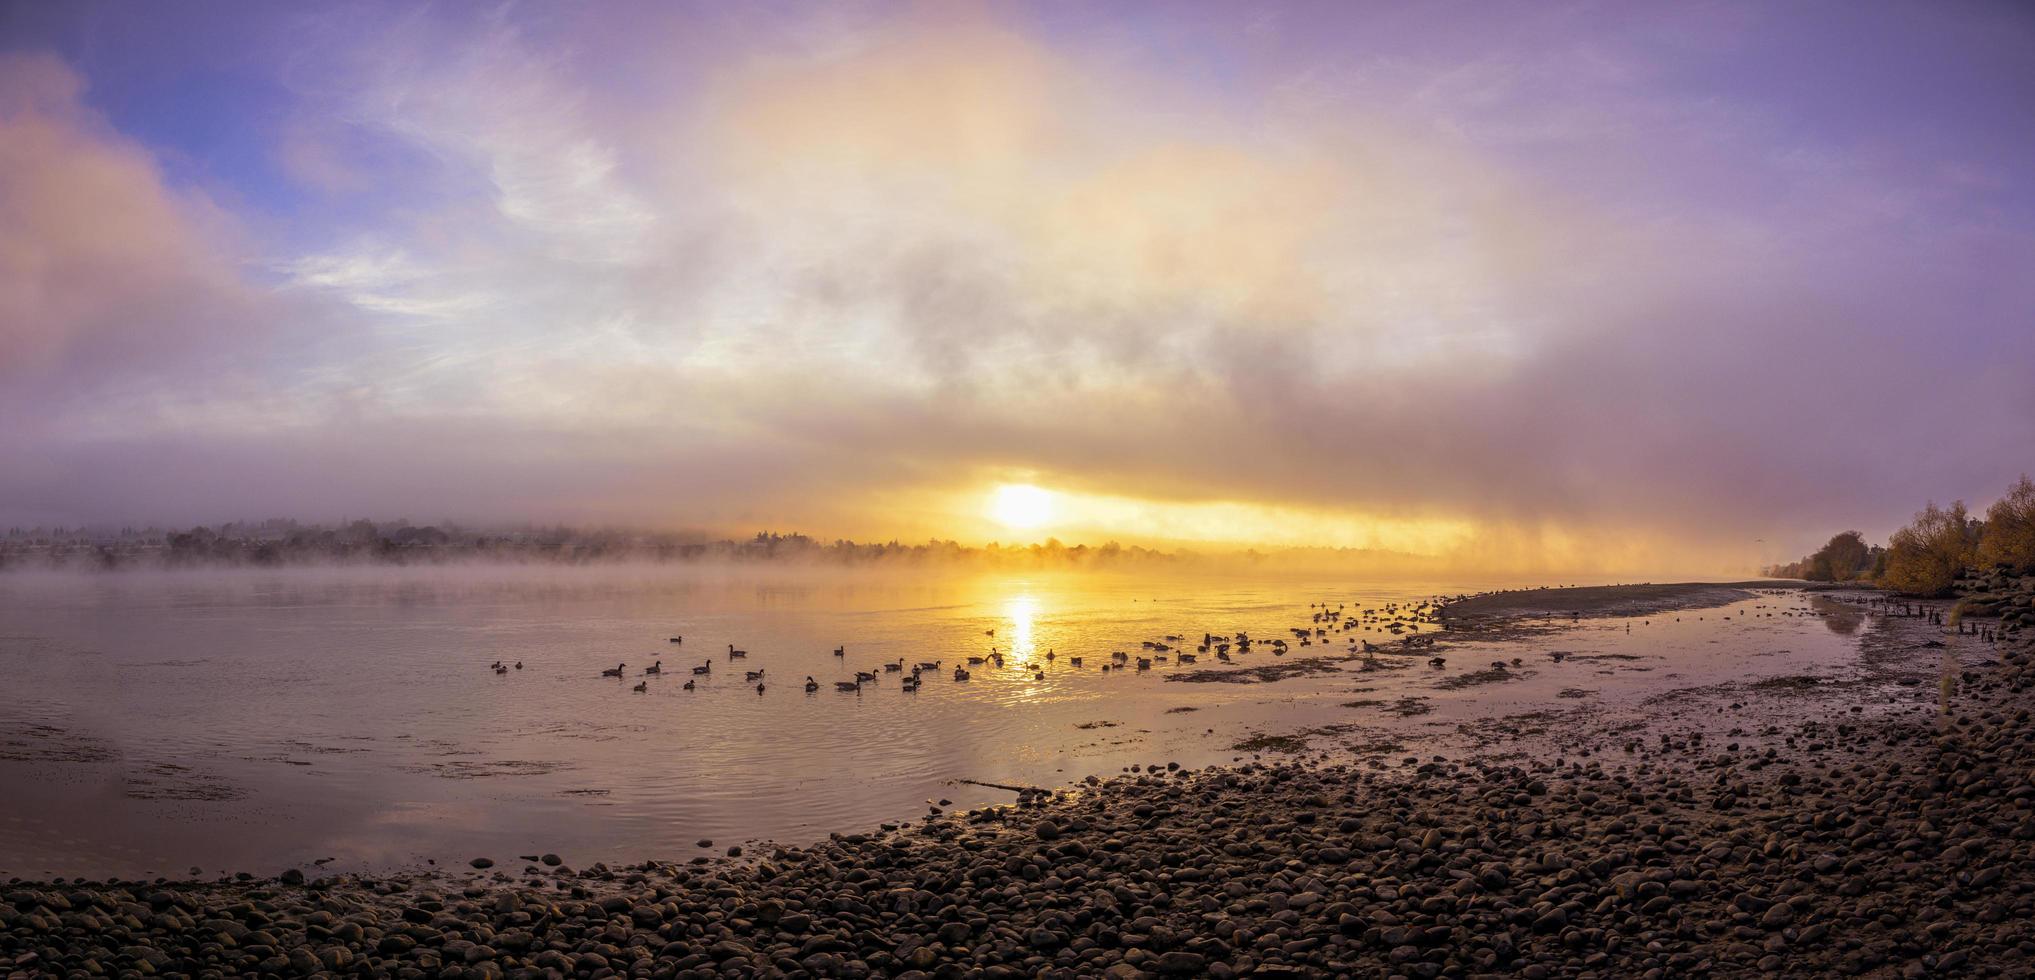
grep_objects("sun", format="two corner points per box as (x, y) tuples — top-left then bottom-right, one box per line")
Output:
(989, 484), (1055, 531)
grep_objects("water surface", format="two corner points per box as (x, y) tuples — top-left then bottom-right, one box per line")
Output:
(0, 567), (1874, 878)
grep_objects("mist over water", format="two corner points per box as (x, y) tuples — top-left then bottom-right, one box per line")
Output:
(0, 564), (1876, 880)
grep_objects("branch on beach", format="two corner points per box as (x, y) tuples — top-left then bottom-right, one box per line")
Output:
(952, 779), (1048, 794)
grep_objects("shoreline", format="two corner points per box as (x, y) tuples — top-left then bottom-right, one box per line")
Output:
(1437, 581), (1799, 626)
(5, 589), (2030, 976)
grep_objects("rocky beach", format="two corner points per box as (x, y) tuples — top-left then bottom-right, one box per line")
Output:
(4, 580), (2032, 978)
(8, 0), (2033, 973)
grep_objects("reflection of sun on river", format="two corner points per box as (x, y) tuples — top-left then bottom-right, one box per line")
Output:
(1005, 593), (1037, 658)
(1002, 591), (1053, 701)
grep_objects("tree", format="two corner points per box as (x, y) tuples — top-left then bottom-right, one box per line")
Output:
(1772, 530), (1875, 581)
(1810, 530), (1870, 581)
(1976, 474), (2035, 573)
(1881, 501), (1980, 596)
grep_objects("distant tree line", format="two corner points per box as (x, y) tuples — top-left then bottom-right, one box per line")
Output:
(1764, 474), (2035, 596)
(0, 521), (1199, 572)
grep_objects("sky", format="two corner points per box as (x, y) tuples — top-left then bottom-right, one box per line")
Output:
(2, 0), (2032, 575)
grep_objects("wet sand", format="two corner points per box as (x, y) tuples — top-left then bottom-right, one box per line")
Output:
(4, 583), (2028, 977)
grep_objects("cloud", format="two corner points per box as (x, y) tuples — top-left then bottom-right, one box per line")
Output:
(0, 53), (269, 393)
(699, 21), (1582, 380)
(3, 5), (2032, 575)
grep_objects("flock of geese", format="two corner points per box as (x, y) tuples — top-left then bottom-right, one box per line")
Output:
(484, 587), (1967, 702)
(493, 598), (1467, 697)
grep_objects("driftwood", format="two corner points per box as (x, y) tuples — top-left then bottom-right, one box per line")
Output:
(953, 778), (1046, 794)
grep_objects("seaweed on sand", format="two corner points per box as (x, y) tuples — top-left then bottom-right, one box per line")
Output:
(1169, 656), (1354, 684)
(1435, 667), (1528, 691)
(1231, 733), (1310, 753)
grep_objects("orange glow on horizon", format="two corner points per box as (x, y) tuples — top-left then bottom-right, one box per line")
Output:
(958, 481), (1473, 554)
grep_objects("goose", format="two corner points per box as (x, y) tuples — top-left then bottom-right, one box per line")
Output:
(1428, 657), (1447, 668)
(668, 636), (683, 644)
(835, 679), (864, 692)
(644, 661), (663, 675)
(755, 682), (766, 695)
(601, 663), (627, 678)
(692, 661), (711, 675)
(1069, 656), (1083, 667)
(727, 645), (747, 659)
(494, 665), (508, 675)
(952, 667), (971, 681)
(1179, 654), (1197, 664)
(514, 661), (523, 670)
(854, 670), (877, 682)
(1045, 649), (1056, 660)
(1032, 670), (1045, 681)
(490, 661), (504, 670)
(833, 646), (845, 657)
(915, 661), (941, 671)
(632, 680), (648, 693)
(683, 679), (695, 691)
(805, 676), (819, 692)
(901, 676), (921, 692)
(984, 629), (995, 636)
(884, 659), (904, 673)
(967, 656), (987, 665)
(1136, 658), (1152, 671)
(745, 669), (765, 681)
